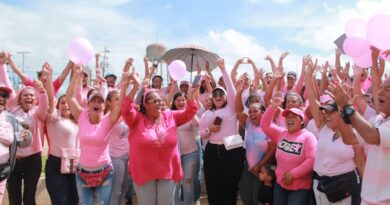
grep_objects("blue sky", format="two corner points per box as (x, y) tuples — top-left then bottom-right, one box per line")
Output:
(1, 0), (389, 91)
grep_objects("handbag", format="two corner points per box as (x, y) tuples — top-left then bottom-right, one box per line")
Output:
(77, 164), (112, 188)
(318, 170), (357, 203)
(60, 134), (80, 174)
(223, 134), (244, 150)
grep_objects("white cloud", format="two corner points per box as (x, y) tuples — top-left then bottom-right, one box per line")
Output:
(243, 0), (390, 52)
(273, 0), (293, 4)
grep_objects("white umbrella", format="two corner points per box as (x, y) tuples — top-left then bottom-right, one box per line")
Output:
(162, 45), (220, 82)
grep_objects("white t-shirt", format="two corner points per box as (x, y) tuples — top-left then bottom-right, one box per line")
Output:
(313, 125), (355, 176)
(359, 106), (390, 205)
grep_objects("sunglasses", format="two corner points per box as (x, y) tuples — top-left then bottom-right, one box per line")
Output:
(212, 90), (225, 98)
(0, 92), (9, 99)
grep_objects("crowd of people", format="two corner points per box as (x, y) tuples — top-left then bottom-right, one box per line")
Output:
(0, 46), (389, 205)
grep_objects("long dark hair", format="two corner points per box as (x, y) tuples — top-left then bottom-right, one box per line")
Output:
(170, 92), (187, 110)
(151, 75), (163, 89)
(104, 90), (119, 114)
(56, 95), (76, 122)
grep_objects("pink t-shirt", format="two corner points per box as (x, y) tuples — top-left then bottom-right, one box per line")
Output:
(359, 106), (390, 205)
(77, 110), (114, 168)
(121, 97), (198, 186)
(46, 110), (79, 158)
(313, 125), (355, 176)
(199, 68), (238, 146)
(261, 107), (317, 190)
(177, 117), (199, 155)
(108, 118), (129, 158)
(0, 111), (15, 163)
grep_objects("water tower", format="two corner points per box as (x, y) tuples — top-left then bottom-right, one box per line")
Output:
(146, 43), (168, 83)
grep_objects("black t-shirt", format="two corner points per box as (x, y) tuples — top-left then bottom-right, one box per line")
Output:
(259, 185), (274, 204)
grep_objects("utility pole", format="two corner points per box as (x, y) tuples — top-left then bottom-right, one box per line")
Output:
(101, 46), (110, 76)
(16, 51), (31, 73)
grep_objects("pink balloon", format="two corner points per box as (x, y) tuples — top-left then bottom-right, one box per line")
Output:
(353, 50), (372, 68)
(343, 37), (370, 58)
(345, 18), (367, 38)
(67, 37), (94, 64)
(367, 14), (390, 50)
(168, 60), (187, 81)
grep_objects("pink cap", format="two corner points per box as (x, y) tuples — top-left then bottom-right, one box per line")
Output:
(282, 108), (305, 119)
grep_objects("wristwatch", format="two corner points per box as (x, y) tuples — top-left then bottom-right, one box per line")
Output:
(341, 104), (355, 124)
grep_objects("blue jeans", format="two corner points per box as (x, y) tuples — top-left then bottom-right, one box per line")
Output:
(193, 139), (202, 201)
(174, 151), (200, 205)
(45, 155), (78, 205)
(274, 182), (311, 205)
(75, 165), (114, 205)
(110, 155), (129, 205)
(239, 161), (261, 205)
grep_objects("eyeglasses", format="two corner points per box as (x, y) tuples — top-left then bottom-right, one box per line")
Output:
(147, 98), (164, 104)
(0, 92), (9, 99)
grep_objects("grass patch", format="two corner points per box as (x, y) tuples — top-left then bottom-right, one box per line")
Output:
(41, 155), (48, 175)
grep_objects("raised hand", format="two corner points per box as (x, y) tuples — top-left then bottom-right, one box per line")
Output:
(264, 55), (272, 61)
(130, 71), (140, 86)
(271, 90), (284, 108)
(217, 58), (226, 71)
(123, 57), (134, 72)
(280, 51), (289, 59)
(327, 82), (351, 108)
(141, 78), (150, 89)
(353, 65), (363, 77)
(143, 56), (148, 64)
(34, 80), (45, 93)
(336, 48), (342, 57)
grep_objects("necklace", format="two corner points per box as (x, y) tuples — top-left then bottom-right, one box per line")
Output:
(332, 132), (341, 142)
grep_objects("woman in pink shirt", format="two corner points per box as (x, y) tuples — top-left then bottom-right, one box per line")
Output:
(0, 54), (48, 205)
(121, 72), (198, 205)
(104, 90), (131, 205)
(43, 64), (80, 205)
(171, 92), (200, 205)
(261, 93), (317, 205)
(66, 64), (124, 204)
(199, 59), (245, 205)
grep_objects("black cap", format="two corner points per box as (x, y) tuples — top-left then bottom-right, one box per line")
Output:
(319, 101), (338, 111)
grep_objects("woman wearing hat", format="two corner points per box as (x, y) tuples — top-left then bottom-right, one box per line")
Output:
(0, 53), (48, 205)
(199, 58), (245, 205)
(305, 64), (361, 205)
(65, 64), (124, 204)
(261, 92), (317, 205)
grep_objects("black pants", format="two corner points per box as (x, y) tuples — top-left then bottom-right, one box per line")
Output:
(203, 143), (245, 205)
(7, 152), (42, 205)
(45, 155), (79, 205)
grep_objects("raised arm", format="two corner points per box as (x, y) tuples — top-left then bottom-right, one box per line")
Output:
(305, 60), (324, 129)
(293, 56), (307, 94)
(42, 63), (55, 114)
(352, 65), (368, 113)
(329, 82), (380, 145)
(319, 62), (329, 95)
(143, 57), (150, 78)
(108, 72), (129, 124)
(235, 82), (247, 126)
(6, 53), (30, 85)
(34, 80), (49, 122)
(265, 55), (277, 73)
(53, 61), (72, 94)
(264, 72), (284, 108)
(218, 58), (236, 110)
(230, 58), (243, 86)
(260, 95), (285, 142)
(172, 85), (199, 126)
(65, 64), (83, 120)
(204, 61), (216, 87)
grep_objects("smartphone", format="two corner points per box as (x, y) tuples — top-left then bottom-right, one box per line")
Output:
(192, 75), (203, 87)
(213, 116), (222, 125)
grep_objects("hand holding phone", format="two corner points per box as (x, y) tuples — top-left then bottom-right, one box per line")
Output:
(213, 116), (222, 125)
(192, 75), (203, 87)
